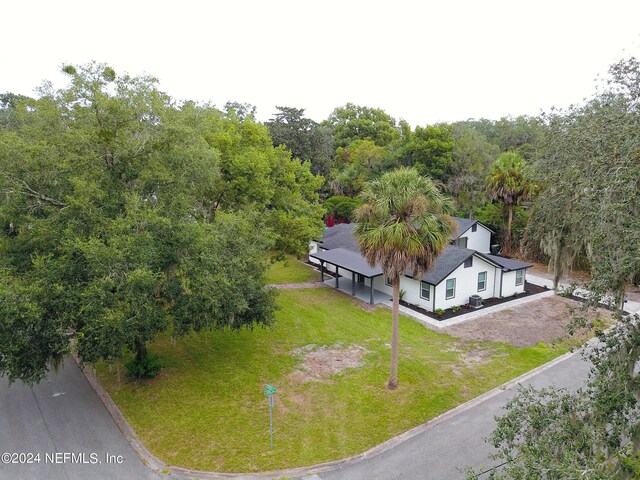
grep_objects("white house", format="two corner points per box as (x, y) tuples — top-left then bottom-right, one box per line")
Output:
(309, 218), (532, 312)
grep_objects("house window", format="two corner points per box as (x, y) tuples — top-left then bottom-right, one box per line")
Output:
(420, 281), (430, 301)
(464, 256), (473, 268)
(385, 276), (392, 287)
(446, 278), (456, 299)
(457, 237), (468, 248)
(515, 269), (524, 286)
(471, 223), (477, 232)
(478, 271), (487, 292)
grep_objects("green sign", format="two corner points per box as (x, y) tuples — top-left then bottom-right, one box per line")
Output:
(263, 384), (277, 395)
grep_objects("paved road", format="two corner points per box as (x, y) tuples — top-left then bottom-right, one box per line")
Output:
(0, 358), (165, 480)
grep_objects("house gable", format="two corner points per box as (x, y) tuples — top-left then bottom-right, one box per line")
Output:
(452, 217), (493, 253)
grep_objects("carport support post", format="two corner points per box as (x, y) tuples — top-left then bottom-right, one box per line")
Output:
(320, 261), (324, 282)
(351, 271), (356, 296)
(336, 267), (339, 288)
(370, 278), (374, 304)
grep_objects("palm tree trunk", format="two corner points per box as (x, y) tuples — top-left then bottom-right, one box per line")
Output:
(388, 277), (400, 390)
(505, 204), (514, 256)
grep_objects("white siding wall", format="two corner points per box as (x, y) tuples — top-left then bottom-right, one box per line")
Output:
(373, 255), (500, 311)
(500, 270), (526, 297)
(433, 256), (500, 310)
(400, 277), (433, 311)
(373, 275), (434, 311)
(373, 275), (391, 296)
(459, 225), (492, 253)
(309, 241), (321, 264)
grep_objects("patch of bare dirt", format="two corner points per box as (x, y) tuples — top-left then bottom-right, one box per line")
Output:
(446, 342), (507, 376)
(443, 296), (612, 347)
(288, 344), (368, 383)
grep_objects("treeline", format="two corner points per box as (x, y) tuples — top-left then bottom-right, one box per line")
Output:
(265, 103), (543, 255)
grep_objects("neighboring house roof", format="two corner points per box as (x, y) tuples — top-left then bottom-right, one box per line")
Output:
(310, 247), (383, 277)
(483, 254), (533, 272)
(415, 246), (475, 286)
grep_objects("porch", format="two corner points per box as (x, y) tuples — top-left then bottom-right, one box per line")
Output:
(322, 277), (392, 305)
(310, 247), (389, 305)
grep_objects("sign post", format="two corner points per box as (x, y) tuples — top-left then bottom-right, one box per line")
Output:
(263, 384), (277, 450)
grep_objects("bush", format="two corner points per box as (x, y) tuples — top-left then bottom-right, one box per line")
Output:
(558, 282), (578, 298)
(126, 354), (163, 379)
(434, 308), (445, 316)
(324, 196), (361, 222)
(452, 305), (461, 313)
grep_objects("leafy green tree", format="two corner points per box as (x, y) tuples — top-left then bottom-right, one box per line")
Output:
(486, 152), (533, 256)
(324, 195), (361, 222)
(448, 125), (499, 216)
(454, 115), (543, 160)
(397, 124), (455, 182)
(329, 139), (388, 196)
(265, 106), (334, 177)
(354, 168), (455, 389)
(324, 103), (400, 149)
(201, 105), (325, 257)
(528, 57), (640, 296)
(0, 63), (324, 383)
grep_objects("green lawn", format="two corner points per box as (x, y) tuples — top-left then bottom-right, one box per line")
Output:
(95, 288), (566, 472)
(264, 254), (320, 284)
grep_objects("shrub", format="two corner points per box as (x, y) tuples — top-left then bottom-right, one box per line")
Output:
(434, 308), (445, 316)
(558, 282), (578, 298)
(126, 354), (163, 379)
(452, 305), (461, 313)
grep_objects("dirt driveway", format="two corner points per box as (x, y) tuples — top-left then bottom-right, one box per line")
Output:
(443, 295), (612, 347)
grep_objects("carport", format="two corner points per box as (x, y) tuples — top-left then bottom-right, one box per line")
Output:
(309, 248), (387, 304)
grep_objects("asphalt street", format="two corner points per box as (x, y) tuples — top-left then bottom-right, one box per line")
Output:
(0, 358), (164, 480)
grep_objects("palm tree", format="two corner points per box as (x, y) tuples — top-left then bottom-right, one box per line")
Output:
(354, 168), (455, 390)
(486, 152), (533, 256)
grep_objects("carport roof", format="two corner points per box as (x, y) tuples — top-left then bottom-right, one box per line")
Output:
(310, 248), (384, 277)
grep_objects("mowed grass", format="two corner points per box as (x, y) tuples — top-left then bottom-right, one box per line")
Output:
(95, 288), (566, 472)
(264, 254), (320, 284)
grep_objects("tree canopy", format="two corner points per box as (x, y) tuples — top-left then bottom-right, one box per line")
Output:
(0, 63), (324, 383)
(265, 106), (334, 177)
(324, 103), (400, 149)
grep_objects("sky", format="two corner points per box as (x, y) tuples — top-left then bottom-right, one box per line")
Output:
(2, 0), (640, 126)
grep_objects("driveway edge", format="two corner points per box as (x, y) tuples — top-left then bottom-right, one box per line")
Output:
(74, 349), (577, 480)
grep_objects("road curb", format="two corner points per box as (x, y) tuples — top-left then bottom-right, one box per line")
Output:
(74, 347), (578, 480)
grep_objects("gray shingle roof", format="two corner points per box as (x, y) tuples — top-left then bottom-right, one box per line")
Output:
(320, 223), (358, 252)
(451, 216), (496, 238)
(415, 246), (475, 285)
(310, 248), (383, 277)
(483, 254), (533, 272)
(452, 217), (475, 238)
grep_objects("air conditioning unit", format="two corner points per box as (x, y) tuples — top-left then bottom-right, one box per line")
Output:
(469, 295), (483, 308)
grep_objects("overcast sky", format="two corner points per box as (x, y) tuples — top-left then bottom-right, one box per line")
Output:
(2, 1), (639, 126)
